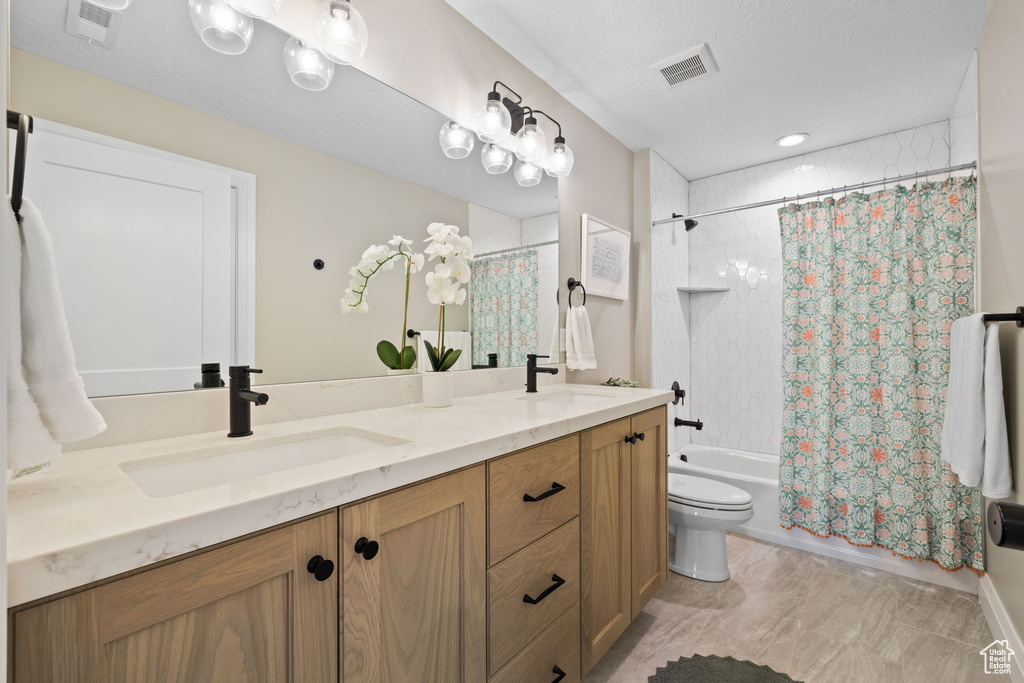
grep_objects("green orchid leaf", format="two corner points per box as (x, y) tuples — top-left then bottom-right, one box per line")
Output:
(423, 340), (441, 371)
(399, 344), (417, 369)
(376, 340), (402, 369)
(439, 348), (462, 372)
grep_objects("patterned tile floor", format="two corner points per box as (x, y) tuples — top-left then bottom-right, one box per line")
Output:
(584, 533), (994, 683)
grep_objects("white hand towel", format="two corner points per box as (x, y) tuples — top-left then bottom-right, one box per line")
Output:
(5, 198), (62, 470)
(565, 305), (597, 371)
(18, 198), (105, 444)
(940, 313), (1013, 498)
(547, 322), (562, 363)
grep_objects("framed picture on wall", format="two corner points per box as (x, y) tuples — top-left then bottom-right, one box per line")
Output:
(580, 213), (630, 301)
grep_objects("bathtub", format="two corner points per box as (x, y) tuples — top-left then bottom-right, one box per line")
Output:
(668, 443), (979, 593)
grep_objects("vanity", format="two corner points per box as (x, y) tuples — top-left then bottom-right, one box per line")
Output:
(6, 385), (671, 682)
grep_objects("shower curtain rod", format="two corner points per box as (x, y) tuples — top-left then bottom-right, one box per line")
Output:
(475, 239), (559, 258)
(652, 161), (977, 226)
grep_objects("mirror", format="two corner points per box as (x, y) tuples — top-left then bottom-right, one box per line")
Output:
(9, 0), (559, 397)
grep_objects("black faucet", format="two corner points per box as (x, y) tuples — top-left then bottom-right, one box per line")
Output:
(526, 354), (559, 393)
(473, 353), (499, 369)
(228, 366), (269, 437)
(675, 418), (704, 431)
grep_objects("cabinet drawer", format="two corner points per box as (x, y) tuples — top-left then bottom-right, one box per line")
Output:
(488, 518), (580, 675)
(488, 435), (580, 566)
(489, 603), (580, 683)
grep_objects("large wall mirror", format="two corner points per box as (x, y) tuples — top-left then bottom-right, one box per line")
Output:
(9, 0), (559, 397)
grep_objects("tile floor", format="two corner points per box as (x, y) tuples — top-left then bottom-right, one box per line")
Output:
(584, 533), (994, 683)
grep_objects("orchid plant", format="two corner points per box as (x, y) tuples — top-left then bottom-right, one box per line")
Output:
(422, 222), (474, 372)
(342, 236), (425, 370)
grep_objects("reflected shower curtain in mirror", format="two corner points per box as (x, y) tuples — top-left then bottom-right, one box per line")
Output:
(470, 250), (539, 368)
(778, 176), (983, 572)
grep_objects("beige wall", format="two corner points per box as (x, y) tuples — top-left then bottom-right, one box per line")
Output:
(10, 50), (469, 385)
(979, 0), (1024, 633)
(355, 0), (635, 383)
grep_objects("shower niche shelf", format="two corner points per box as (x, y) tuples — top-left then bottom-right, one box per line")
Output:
(677, 285), (730, 294)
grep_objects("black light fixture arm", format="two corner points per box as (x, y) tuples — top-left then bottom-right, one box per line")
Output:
(530, 109), (564, 141)
(491, 80), (523, 104)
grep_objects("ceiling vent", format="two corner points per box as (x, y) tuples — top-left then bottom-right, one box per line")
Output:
(654, 44), (719, 88)
(65, 0), (123, 49)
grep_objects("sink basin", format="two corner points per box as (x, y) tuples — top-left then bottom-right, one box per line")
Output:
(118, 428), (404, 498)
(519, 390), (613, 406)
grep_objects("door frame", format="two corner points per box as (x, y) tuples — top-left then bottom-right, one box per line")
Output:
(18, 118), (258, 367)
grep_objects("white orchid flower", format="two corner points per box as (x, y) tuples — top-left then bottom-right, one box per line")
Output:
(454, 287), (467, 305)
(448, 256), (471, 284)
(389, 235), (413, 248)
(409, 252), (425, 273)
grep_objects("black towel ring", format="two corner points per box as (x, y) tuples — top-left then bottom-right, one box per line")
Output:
(567, 277), (586, 307)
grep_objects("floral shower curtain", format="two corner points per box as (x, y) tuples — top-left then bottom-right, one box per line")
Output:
(778, 176), (983, 572)
(470, 250), (539, 367)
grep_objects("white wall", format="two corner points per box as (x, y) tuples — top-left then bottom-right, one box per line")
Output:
(682, 120), (957, 456)
(648, 151), (691, 454)
(950, 51), (980, 166)
(469, 204), (559, 359)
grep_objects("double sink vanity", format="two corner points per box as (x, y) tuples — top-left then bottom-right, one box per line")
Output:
(7, 383), (672, 682)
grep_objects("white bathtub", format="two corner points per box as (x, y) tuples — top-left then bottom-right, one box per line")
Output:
(668, 443), (979, 593)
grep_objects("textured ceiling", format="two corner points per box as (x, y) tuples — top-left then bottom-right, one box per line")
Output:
(11, 0), (557, 219)
(445, 0), (987, 179)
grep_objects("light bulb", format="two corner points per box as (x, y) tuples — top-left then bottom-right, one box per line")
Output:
(439, 121), (475, 159)
(188, 0), (253, 55)
(284, 38), (334, 91)
(89, 0), (134, 8)
(775, 133), (809, 147)
(514, 160), (542, 187)
(544, 137), (574, 178)
(515, 116), (547, 163)
(227, 0), (282, 19)
(475, 91), (511, 144)
(481, 143), (514, 174)
(316, 0), (368, 66)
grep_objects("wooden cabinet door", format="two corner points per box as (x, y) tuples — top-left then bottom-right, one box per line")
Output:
(11, 512), (339, 683)
(579, 418), (632, 675)
(341, 465), (487, 683)
(629, 406), (668, 618)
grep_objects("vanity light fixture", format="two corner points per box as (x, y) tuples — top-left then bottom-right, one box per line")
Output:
(514, 159), (543, 187)
(283, 38), (335, 91)
(481, 142), (514, 174)
(531, 110), (573, 178)
(188, 0), (254, 55)
(775, 132), (809, 147)
(514, 109), (547, 163)
(227, 0), (282, 19)
(315, 0), (369, 66)
(475, 81), (522, 144)
(439, 121), (475, 159)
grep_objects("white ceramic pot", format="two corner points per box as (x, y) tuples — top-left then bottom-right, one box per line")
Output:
(386, 367), (418, 376)
(422, 371), (454, 408)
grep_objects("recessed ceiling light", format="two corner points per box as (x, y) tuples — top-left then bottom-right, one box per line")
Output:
(776, 133), (809, 147)
(796, 164), (815, 172)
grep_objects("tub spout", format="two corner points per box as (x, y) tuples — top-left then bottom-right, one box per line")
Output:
(675, 418), (704, 431)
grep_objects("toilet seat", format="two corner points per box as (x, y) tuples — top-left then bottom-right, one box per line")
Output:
(668, 473), (753, 511)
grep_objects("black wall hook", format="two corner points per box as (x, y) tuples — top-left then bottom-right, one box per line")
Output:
(567, 277), (586, 307)
(313, 259), (325, 270)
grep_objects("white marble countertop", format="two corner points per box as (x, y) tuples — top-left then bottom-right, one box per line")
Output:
(7, 384), (673, 607)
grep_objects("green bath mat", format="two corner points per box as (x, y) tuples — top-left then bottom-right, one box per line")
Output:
(649, 654), (801, 682)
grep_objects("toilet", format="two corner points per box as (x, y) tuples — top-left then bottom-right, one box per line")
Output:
(668, 473), (754, 582)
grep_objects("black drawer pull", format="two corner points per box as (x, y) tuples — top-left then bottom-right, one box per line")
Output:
(551, 665), (566, 683)
(523, 482), (566, 503)
(523, 574), (565, 605)
(625, 432), (646, 444)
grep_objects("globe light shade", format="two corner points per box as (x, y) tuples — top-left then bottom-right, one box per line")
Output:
(514, 160), (543, 187)
(188, 0), (254, 55)
(475, 92), (511, 144)
(439, 121), (475, 159)
(544, 137), (574, 178)
(316, 0), (368, 66)
(227, 0), (281, 18)
(284, 38), (334, 91)
(481, 143), (514, 174)
(89, 0), (134, 9)
(515, 118), (547, 163)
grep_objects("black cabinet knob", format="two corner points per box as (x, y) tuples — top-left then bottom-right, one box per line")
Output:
(635, 432), (645, 442)
(624, 432), (645, 444)
(354, 536), (380, 560)
(306, 555), (335, 581)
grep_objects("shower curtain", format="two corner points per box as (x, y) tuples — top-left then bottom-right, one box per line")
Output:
(778, 176), (983, 572)
(470, 249), (539, 368)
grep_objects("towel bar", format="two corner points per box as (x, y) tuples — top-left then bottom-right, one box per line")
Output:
(983, 306), (1024, 328)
